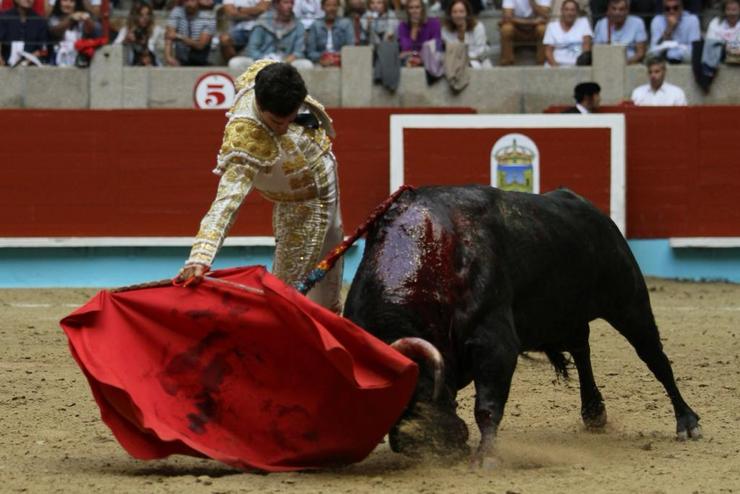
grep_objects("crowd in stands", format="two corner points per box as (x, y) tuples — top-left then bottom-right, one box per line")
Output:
(1, 0), (738, 90)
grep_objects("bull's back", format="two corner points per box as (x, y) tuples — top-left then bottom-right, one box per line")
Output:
(346, 186), (647, 346)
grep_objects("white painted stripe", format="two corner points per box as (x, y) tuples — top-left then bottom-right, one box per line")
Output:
(0, 236), (276, 248)
(669, 237), (740, 248)
(9, 303), (52, 308)
(389, 113), (627, 235)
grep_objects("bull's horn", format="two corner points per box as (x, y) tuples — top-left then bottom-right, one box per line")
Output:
(390, 337), (445, 401)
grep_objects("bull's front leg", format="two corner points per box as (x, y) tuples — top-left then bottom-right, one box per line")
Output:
(468, 308), (519, 467)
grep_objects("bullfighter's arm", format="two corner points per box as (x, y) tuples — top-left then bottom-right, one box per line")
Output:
(185, 164), (257, 269)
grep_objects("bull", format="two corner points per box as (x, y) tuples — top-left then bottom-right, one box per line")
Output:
(344, 185), (701, 462)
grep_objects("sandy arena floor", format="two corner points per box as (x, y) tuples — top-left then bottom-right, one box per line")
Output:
(1, 279), (739, 493)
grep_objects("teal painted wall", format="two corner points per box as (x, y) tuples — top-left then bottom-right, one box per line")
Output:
(1, 240), (739, 288)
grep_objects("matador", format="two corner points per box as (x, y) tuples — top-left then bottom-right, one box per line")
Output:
(177, 60), (343, 312)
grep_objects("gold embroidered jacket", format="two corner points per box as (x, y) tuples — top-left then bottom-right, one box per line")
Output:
(186, 60), (339, 276)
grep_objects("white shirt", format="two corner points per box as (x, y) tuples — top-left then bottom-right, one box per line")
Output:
(576, 103), (589, 113)
(441, 22), (489, 61)
(706, 17), (740, 59)
(631, 82), (687, 106)
(502, 0), (552, 19)
(293, 0), (324, 29)
(223, 0), (261, 31)
(543, 17), (593, 66)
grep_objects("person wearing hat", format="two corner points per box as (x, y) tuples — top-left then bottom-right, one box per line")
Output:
(562, 81), (601, 113)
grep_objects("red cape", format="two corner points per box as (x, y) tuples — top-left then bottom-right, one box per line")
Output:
(60, 266), (417, 472)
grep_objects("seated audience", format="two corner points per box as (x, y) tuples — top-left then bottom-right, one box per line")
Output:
(114, 2), (164, 66)
(218, 0), (270, 65)
(361, 0), (398, 45)
(441, 0), (491, 68)
(306, 0), (353, 66)
(0, 0), (49, 66)
(293, 0), (322, 29)
(631, 56), (687, 105)
(543, 0), (592, 66)
(48, 0), (100, 66)
(231, 0), (312, 69)
(695, 0), (740, 91)
(705, 0), (740, 62)
(0, 0), (46, 16)
(346, 0), (366, 44)
(398, 0), (441, 67)
(499, 0), (551, 65)
(649, 0), (699, 63)
(562, 81), (600, 112)
(164, 0), (217, 66)
(440, 0), (484, 14)
(593, 0), (646, 64)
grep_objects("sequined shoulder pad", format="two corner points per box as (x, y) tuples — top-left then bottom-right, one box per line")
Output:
(215, 117), (280, 175)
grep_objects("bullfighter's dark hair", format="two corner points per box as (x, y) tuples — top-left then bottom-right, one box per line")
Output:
(254, 63), (308, 117)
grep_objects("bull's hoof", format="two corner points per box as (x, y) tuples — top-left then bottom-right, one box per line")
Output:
(676, 412), (702, 441)
(582, 401), (607, 429)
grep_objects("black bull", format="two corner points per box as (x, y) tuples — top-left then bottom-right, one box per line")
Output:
(344, 185), (701, 460)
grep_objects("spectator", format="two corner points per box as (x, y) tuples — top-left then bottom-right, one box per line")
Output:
(164, 0), (216, 66)
(346, 0), (366, 45)
(694, 0), (740, 91)
(238, 0), (312, 68)
(48, 0), (100, 66)
(543, 0), (592, 66)
(218, 0), (270, 65)
(114, 2), (164, 66)
(398, 0), (441, 67)
(361, 0), (398, 45)
(593, 0), (646, 64)
(562, 81), (600, 112)
(499, 0), (551, 66)
(441, 0), (491, 68)
(306, 0), (353, 66)
(293, 0), (322, 29)
(439, 0), (484, 14)
(0, 0), (46, 16)
(649, 0), (699, 63)
(705, 0), (740, 62)
(631, 56), (687, 105)
(81, 0), (101, 19)
(0, 0), (49, 66)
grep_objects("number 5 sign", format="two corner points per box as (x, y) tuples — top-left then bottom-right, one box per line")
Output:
(193, 72), (236, 109)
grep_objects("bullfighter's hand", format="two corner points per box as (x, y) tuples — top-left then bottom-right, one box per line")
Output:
(176, 264), (207, 286)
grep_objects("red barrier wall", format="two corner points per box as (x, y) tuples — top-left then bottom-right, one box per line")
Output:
(403, 127), (612, 214)
(0, 108), (473, 237)
(542, 106), (740, 238)
(2, 106), (739, 239)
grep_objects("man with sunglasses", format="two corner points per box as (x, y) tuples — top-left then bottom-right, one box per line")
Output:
(649, 0), (700, 63)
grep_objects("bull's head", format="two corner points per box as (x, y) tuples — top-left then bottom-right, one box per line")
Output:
(389, 337), (469, 458)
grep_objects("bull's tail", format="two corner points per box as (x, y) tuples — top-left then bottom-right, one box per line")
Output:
(545, 350), (571, 380)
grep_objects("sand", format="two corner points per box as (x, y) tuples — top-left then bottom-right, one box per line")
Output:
(1, 279), (739, 493)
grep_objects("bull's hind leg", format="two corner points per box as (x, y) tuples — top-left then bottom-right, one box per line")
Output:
(470, 308), (519, 465)
(607, 304), (702, 440)
(569, 324), (607, 429)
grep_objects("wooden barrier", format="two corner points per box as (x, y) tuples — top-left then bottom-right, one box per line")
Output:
(1, 106), (739, 240)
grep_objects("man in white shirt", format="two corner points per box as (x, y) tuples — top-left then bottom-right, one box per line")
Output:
(219, 0), (271, 64)
(500, 0), (552, 65)
(631, 57), (687, 106)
